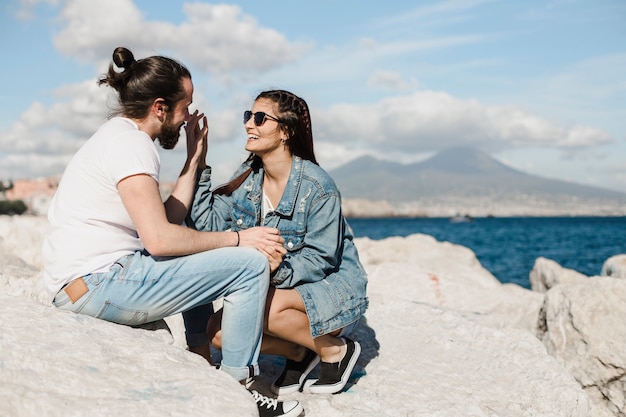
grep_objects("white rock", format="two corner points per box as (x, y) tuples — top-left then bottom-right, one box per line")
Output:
(602, 255), (626, 279)
(0, 216), (599, 416)
(529, 257), (588, 293)
(0, 293), (257, 417)
(539, 277), (626, 416)
(0, 214), (48, 267)
(357, 234), (544, 333)
(341, 299), (590, 417)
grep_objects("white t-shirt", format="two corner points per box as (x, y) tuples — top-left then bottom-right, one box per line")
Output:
(261, 188), (275, 225)
(42, 117), (160, 300)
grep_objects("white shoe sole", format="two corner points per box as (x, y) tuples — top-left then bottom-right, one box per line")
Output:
(280, 400), (304, 417)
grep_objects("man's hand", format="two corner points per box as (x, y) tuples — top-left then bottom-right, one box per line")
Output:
(238, 226), (285, 249)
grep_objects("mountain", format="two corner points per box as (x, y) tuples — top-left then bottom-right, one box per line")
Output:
(413, 147), (518, 175)
(329, 147), (626, 204)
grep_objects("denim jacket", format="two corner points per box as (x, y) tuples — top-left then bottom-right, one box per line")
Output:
(189, 156), (365, 286)
(188, 156), (368, 336)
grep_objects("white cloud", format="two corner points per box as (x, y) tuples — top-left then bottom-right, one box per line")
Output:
(0, 152), (71, 180)
(314, 90), (614, 154)
(177, 3), (309, 73)
(367, 71), (414, 91)
(0, 72), (244, 181)
(6, 0), (622, 193)
(0, 81), (109, 156)
(52, 0), (146, 66)
(314, 141), (368, 172)
(52, 0), (310, 76)
(3, 74), (615, 182)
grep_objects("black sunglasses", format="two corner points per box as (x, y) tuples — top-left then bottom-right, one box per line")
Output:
(243, 110), (281, 126)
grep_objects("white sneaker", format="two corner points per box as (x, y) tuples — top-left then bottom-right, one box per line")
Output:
(249, 389), (303, 417)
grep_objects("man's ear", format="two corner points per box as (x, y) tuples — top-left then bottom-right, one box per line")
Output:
(152, 98), (167, 121)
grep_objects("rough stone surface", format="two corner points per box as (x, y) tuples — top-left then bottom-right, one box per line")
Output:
(529, 256), (588, 293)
(538, 278), (626, 417)
(602, 255), (626, 279)
(2, 215), (620, 417)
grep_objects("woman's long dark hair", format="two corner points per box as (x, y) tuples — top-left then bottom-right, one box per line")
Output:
(98, 46), (191, 120)
(214, 90), (318, 196)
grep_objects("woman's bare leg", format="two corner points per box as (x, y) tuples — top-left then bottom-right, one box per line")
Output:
(208, 288), (346, 362)
(264, 288), (346, 363)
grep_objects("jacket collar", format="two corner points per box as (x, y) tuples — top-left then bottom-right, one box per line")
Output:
(248, 156), (304, 216)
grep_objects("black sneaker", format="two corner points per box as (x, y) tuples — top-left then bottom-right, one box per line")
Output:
(271, 349), (320, 395)
(306, 338), (361, 394)
(249, 389), (303, 417)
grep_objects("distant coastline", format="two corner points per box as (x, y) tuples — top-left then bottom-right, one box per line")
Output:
(341, 197), (626, 218)
(331, 148), (626, 218)
(3, 176), (625, 218)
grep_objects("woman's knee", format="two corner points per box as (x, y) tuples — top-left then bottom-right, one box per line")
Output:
(207, 309), (223, 349)
(265, 290), (309, 335)
(210, 330), (223, 349)
(266, 289), (304, 315)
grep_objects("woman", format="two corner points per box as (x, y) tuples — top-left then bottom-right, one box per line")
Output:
(188, 89), (369, 395)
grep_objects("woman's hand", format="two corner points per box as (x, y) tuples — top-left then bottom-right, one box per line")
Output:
(264, 244), (287, 273)
(238, 227), (286, 271)
(185, 110), (209, 170)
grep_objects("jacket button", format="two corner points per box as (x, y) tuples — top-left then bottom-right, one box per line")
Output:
(236, 219), (243, 225)
(287, 241), (294, 249)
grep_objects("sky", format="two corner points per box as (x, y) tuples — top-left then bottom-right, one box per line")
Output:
(1, 0), (625, 191)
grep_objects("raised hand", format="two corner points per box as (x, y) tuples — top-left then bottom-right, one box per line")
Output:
(185, 110), (209, 169)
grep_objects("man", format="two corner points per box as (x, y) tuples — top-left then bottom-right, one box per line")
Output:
(42, 46), (301, 417)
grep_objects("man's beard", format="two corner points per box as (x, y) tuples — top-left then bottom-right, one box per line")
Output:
(157, 114), (182, 150)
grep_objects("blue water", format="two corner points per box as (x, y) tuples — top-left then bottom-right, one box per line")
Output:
(347, 216), (626, 288)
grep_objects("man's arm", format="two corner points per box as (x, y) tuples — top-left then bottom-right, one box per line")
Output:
(119, 174), (235, 256)
(163, 110), (207, 225)
(118, 174), (284, 257)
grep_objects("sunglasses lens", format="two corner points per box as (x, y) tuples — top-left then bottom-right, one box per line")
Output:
(243, 110), (253, 124)
(254, 112), (266, 126)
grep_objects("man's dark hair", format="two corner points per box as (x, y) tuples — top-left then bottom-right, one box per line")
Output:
(98, 46), (191, 119)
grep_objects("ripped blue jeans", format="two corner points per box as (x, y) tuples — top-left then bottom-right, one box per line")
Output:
(52, 246), (269, 382)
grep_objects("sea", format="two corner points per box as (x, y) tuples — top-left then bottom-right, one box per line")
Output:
(346, 216), (626, 289)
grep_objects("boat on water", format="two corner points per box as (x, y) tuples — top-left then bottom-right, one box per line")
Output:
(449, 214), (474, 223)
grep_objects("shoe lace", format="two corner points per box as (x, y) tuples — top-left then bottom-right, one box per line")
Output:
(251, 390), (278, 411)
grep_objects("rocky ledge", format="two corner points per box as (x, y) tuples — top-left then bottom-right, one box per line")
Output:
(1, 215), (625, 416)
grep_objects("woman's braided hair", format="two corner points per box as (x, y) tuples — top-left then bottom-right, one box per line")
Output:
(214, 90), (318, 196)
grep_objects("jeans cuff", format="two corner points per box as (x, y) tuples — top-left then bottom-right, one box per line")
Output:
(219, 363), (259, 382)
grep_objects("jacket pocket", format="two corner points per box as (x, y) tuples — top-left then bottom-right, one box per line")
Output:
(280, 229), (306, 251)
(231, 203), (257, 229)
